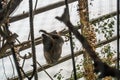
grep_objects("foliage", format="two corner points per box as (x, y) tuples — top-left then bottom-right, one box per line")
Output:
(53, 61), (84, 80)
(53, 69), (64, 80)
(100, 44), (116, 65)
(69, 64), (83, 80)
(94, 17), (115, 40)
(94, 17), (117, 79)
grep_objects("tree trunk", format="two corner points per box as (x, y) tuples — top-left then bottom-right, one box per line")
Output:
(78, 0), (96, 80)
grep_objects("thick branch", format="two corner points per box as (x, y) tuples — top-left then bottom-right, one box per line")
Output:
(55, 7), (120, 78)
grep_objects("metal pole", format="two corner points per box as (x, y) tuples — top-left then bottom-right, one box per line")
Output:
(117, 0), (120, 80)
(65, 0), (77, 80)
(29, 0), (38, 79)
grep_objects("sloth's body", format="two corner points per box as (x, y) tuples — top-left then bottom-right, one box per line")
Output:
(41, 30), (64, 65)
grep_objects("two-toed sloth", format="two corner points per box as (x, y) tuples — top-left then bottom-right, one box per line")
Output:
(40, 30), (64, 65)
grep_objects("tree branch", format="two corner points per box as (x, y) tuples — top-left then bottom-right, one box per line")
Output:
(55, 7), (120, 78)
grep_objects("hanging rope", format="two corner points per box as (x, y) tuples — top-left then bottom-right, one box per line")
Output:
(117, 0), (120, 80)
(64, 0), (77, 80)
(29, 0), (38, 79)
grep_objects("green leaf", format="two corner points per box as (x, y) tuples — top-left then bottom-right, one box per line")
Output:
(103, 22), (107, 27)
(108, 23), (113, 28)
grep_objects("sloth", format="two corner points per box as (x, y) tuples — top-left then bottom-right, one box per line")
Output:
(40, 30), (64, 65)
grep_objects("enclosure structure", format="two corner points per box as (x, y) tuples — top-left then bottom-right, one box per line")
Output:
(0, 0), (119, 80)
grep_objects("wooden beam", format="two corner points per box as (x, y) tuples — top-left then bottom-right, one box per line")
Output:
(9, 0), (77, 23)
(90, 10), (120, 24)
